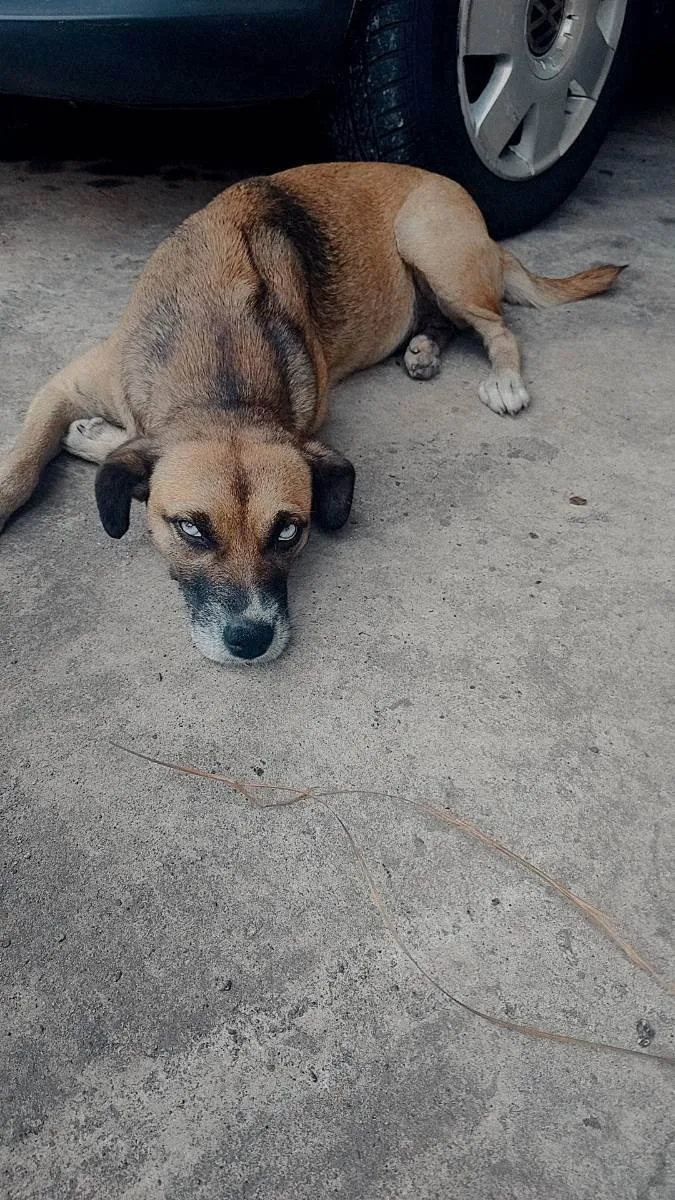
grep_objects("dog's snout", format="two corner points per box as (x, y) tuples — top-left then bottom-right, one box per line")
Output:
(182, 576), (290, 664)
(224, 620), (275, 660)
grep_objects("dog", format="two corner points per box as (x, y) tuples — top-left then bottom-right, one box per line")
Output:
(0, 162), (623, 663)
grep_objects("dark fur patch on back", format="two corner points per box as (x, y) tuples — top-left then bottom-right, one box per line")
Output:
(244, 230), (316, 417)
(137, 294), (181, 369)
(246, 177), (338, 330)
(208, 327), (251, 410)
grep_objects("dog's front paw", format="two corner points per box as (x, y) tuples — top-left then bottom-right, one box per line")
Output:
(404, 334), (442, 381)
(478, 371), (531, 416)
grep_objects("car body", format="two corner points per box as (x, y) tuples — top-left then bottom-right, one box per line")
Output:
(0, 0), (355, 108)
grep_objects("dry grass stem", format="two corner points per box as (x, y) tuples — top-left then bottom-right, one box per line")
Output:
(112, 742), (675, 1066)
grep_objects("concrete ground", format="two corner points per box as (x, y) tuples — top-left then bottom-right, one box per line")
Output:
(0, 92), (673, 1200)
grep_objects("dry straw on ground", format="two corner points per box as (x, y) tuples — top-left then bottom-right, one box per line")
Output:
(114, 742), (674, 1067)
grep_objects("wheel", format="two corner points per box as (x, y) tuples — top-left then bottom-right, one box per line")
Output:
(329, 0), (638, 237)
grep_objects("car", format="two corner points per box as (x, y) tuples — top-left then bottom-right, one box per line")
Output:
(0, 0), (669, 236)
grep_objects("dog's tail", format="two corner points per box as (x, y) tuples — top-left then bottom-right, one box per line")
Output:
(502, 250), (626, 309)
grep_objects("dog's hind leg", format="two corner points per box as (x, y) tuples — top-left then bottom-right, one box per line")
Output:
(395, 178), (530, 415)
(0, 337), (120, 532)
(63, 418), (128, 464)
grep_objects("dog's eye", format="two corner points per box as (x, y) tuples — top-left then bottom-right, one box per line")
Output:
(276, 521), (300, 547)
(176, 519), (205, 543)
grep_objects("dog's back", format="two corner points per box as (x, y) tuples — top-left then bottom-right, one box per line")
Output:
(120, 163), (438, 420)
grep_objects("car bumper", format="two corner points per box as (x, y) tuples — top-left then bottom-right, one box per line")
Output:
(0, 0), (355, 106)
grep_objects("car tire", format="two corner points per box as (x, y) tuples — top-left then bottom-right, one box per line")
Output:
(329, 0), (638, 237)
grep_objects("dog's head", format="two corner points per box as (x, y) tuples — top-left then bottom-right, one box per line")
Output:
(94, 419), (354, 664)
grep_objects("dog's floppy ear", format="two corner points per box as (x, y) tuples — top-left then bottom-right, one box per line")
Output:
(303, 439), (355, 531)
(95, 436), (157, 539)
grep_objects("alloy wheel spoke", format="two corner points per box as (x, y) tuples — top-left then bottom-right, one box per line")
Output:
(471, 61), (539, 164)
(570, 14), (612, 98)
(516, 83), (571, 170)
(593, 0), (626, 50)
(463, 0), (524, 57)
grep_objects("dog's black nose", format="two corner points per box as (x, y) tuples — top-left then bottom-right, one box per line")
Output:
(224, 620), (275, 660)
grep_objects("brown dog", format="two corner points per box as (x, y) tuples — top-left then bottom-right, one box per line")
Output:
(0, 162), (622, 663)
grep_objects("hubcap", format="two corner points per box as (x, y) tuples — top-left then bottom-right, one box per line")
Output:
(457, 0), (628, 180)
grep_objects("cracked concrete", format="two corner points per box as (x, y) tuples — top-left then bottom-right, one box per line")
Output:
(0, 95), (674, 1199)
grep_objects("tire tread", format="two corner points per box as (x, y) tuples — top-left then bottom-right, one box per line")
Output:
(329, 0), (419, 162)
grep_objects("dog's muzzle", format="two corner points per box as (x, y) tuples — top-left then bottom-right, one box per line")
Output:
(180, 576), (290, 664)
